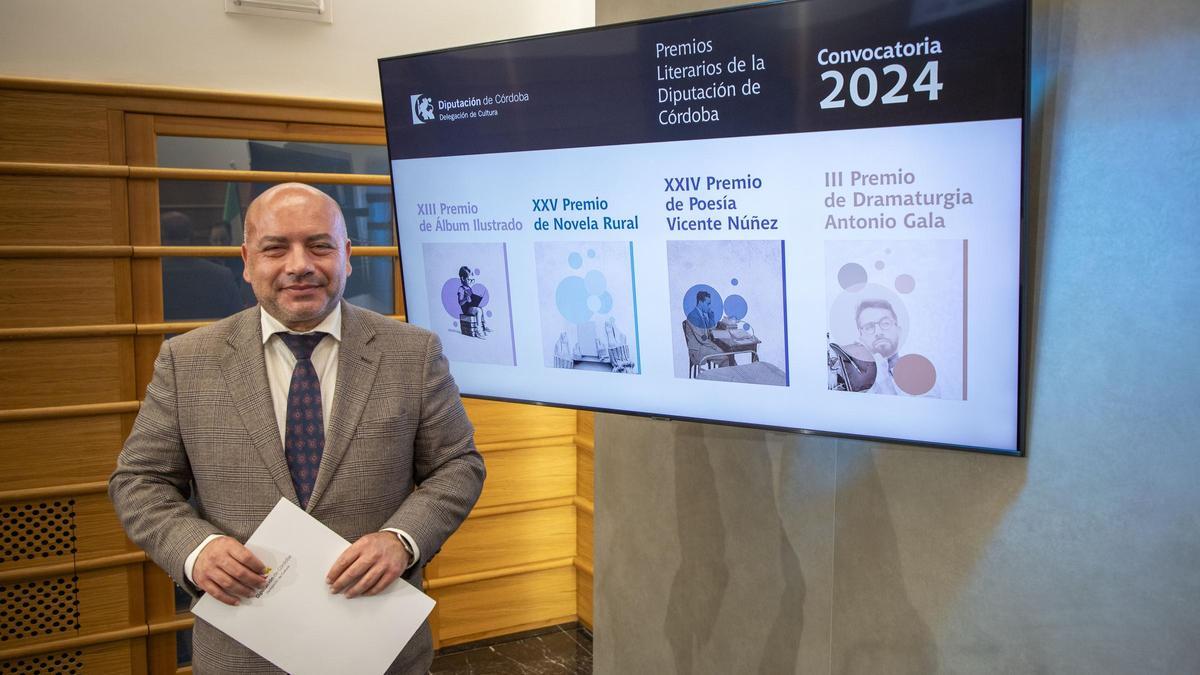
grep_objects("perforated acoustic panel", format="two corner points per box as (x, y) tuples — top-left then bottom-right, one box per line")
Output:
(0, 648), (84, 674)
(0, 576), (81, 642)
(1, 500), (77, 563)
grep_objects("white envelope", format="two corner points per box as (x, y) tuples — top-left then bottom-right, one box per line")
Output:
(192, 498), (435, 675)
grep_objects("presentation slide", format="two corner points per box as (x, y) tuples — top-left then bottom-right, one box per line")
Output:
(380, 0), (1026, 453)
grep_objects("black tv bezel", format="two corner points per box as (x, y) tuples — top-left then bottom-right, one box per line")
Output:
(378, 0), (1031, 457)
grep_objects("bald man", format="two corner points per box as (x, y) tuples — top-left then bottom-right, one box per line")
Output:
(110, 183), (485, 674)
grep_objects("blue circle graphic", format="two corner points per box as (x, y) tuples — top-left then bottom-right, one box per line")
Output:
(730, 278), (739, 286)
(598, 291), (613, 314)
(587, 249), (596, 258)
(724, 294), (748, 321)
(555, 275), (593, 324)
(568, 252), (583, 269)
(584, 270), (607, 295)
(682, 284), (723, 329)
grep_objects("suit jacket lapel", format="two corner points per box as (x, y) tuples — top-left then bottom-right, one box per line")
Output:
(220, 308), (299, 504)
(308, 303), (380, 511)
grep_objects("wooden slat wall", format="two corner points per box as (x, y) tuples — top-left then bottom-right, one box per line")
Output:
(0, 81), (147, 674)
(0, 77), (595, 673)
(0, 176), (127, 245)
(576, 411), (595, 630)
(0, 90), (112, 164)
(425, 401), (581, 647)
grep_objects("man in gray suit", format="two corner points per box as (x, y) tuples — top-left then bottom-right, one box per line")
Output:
(110, 183), (485, 674)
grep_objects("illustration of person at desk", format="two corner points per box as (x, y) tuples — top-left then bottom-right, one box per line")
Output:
(684, 290), (735, 374)
(457, 265), (490, 338)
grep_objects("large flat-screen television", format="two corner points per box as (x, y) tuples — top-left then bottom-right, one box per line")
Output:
(379, 0), (1027, 454)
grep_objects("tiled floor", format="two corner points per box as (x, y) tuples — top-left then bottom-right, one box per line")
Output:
(431, 623), (592, 674)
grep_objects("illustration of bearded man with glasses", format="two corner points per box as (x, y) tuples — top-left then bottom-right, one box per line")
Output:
(827, 298), (939, 397)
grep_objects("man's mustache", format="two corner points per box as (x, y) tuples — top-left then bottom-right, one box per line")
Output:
(276, 273), (325, 289)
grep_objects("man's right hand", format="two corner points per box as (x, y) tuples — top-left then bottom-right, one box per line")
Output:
(192, 536), (268, 606)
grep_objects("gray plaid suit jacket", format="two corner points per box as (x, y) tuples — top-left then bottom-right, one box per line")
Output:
(110, 302), (485, 674)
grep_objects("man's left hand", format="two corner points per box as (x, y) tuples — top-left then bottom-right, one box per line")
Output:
(326, 532), (410, 598)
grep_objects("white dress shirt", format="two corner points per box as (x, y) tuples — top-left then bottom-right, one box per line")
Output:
(261, 303), (341, 442)
(184, 305), (418, 583)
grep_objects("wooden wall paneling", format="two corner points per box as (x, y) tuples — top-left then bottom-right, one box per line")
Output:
(1, 77), (383, 128)
(0, 90), (111, 164)
(0, 415), (126, 491)
(142, 564), (180, 675)
(141, 565), (178, 624)
(126, 114), (165, 402)
(146, 632), (177, 675)
(114, 258), (134, 326)
(73, 494), (140, 563)
(465, 399), (576, 446)
(0, 491), (135, 576)
(120, 324), (138, 405)
(111, 178), (131, 245)
(130, 166), (387, 186)
(0, 259), (122, 329)
(0, 638), (141, 674)
(0, 496), (81, 574)
(120, 411), (136, 442)
(575, 428), (594, 627)
(136, 321), (208, 337)
(0, 566), (139, 650)
(132, 245), (386, 258)
(108, 111), (126, 166)
(575, 510), (593, 571)
(105, 95), (384, 129)
(0, 162), (126, 179)
(0, 337), (131, 410)
(434, 506), (575, 580)
(575, 410), (595, 631)
(127, 181), (162, 323)
(0, 403), (140, 425)
(132, 333), (164, 402)
(577, 569), (593, 631)
(125, 114), (156, 169)
(575, 502), (594, 631)
(576, 411), (594, 440)
(153, 115), (386, 146)
(125, 563), (146, 628)
(124, 110), (170, 674)
(108, 115), (135, 401)
(134, 636), (151, 675)
(473, 444), (576, 510)
(431, 565), (577, 646)
(125, 114), (156, 237)
(0, 176), (122, 245)
(0, 323), (136, 338)
(577, 438), (594, 504)
(0, 248), (131, 261)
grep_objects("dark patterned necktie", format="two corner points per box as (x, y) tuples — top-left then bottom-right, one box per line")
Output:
(279, 332), (327, 508)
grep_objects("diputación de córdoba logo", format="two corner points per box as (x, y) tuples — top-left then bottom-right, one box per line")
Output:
(411, 94), (435, 124)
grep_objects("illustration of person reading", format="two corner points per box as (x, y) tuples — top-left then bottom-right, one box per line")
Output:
(457, 265), (490, 338)
(684, 290), (734, 375)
